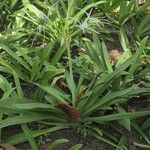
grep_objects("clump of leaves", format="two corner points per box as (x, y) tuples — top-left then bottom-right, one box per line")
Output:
(0, 1), (150, 150)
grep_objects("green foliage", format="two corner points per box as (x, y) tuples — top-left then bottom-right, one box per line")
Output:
(0, 0), (150, 149)
(48, 139), (82, 150)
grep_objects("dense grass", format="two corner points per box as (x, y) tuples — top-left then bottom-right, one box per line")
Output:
(0, 0), (150, 149)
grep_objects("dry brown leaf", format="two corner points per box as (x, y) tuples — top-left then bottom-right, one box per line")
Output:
(57, 103), (81, 123)
(109, 50), (121, 65)
(0, 144), (16, 150)
(147, 6), (150, 10)
(77, 87), (88, 100)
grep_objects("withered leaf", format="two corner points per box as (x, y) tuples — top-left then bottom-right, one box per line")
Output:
(0, 144), (16, 150)
(57, 103), (81, 123)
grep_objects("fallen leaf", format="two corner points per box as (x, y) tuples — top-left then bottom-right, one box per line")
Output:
(109, 50), (121, 65)
(0, 144), (16, 150)
(147, 6), (150, 10)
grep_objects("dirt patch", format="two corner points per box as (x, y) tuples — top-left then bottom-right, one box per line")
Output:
(16, 128), (113, 150)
